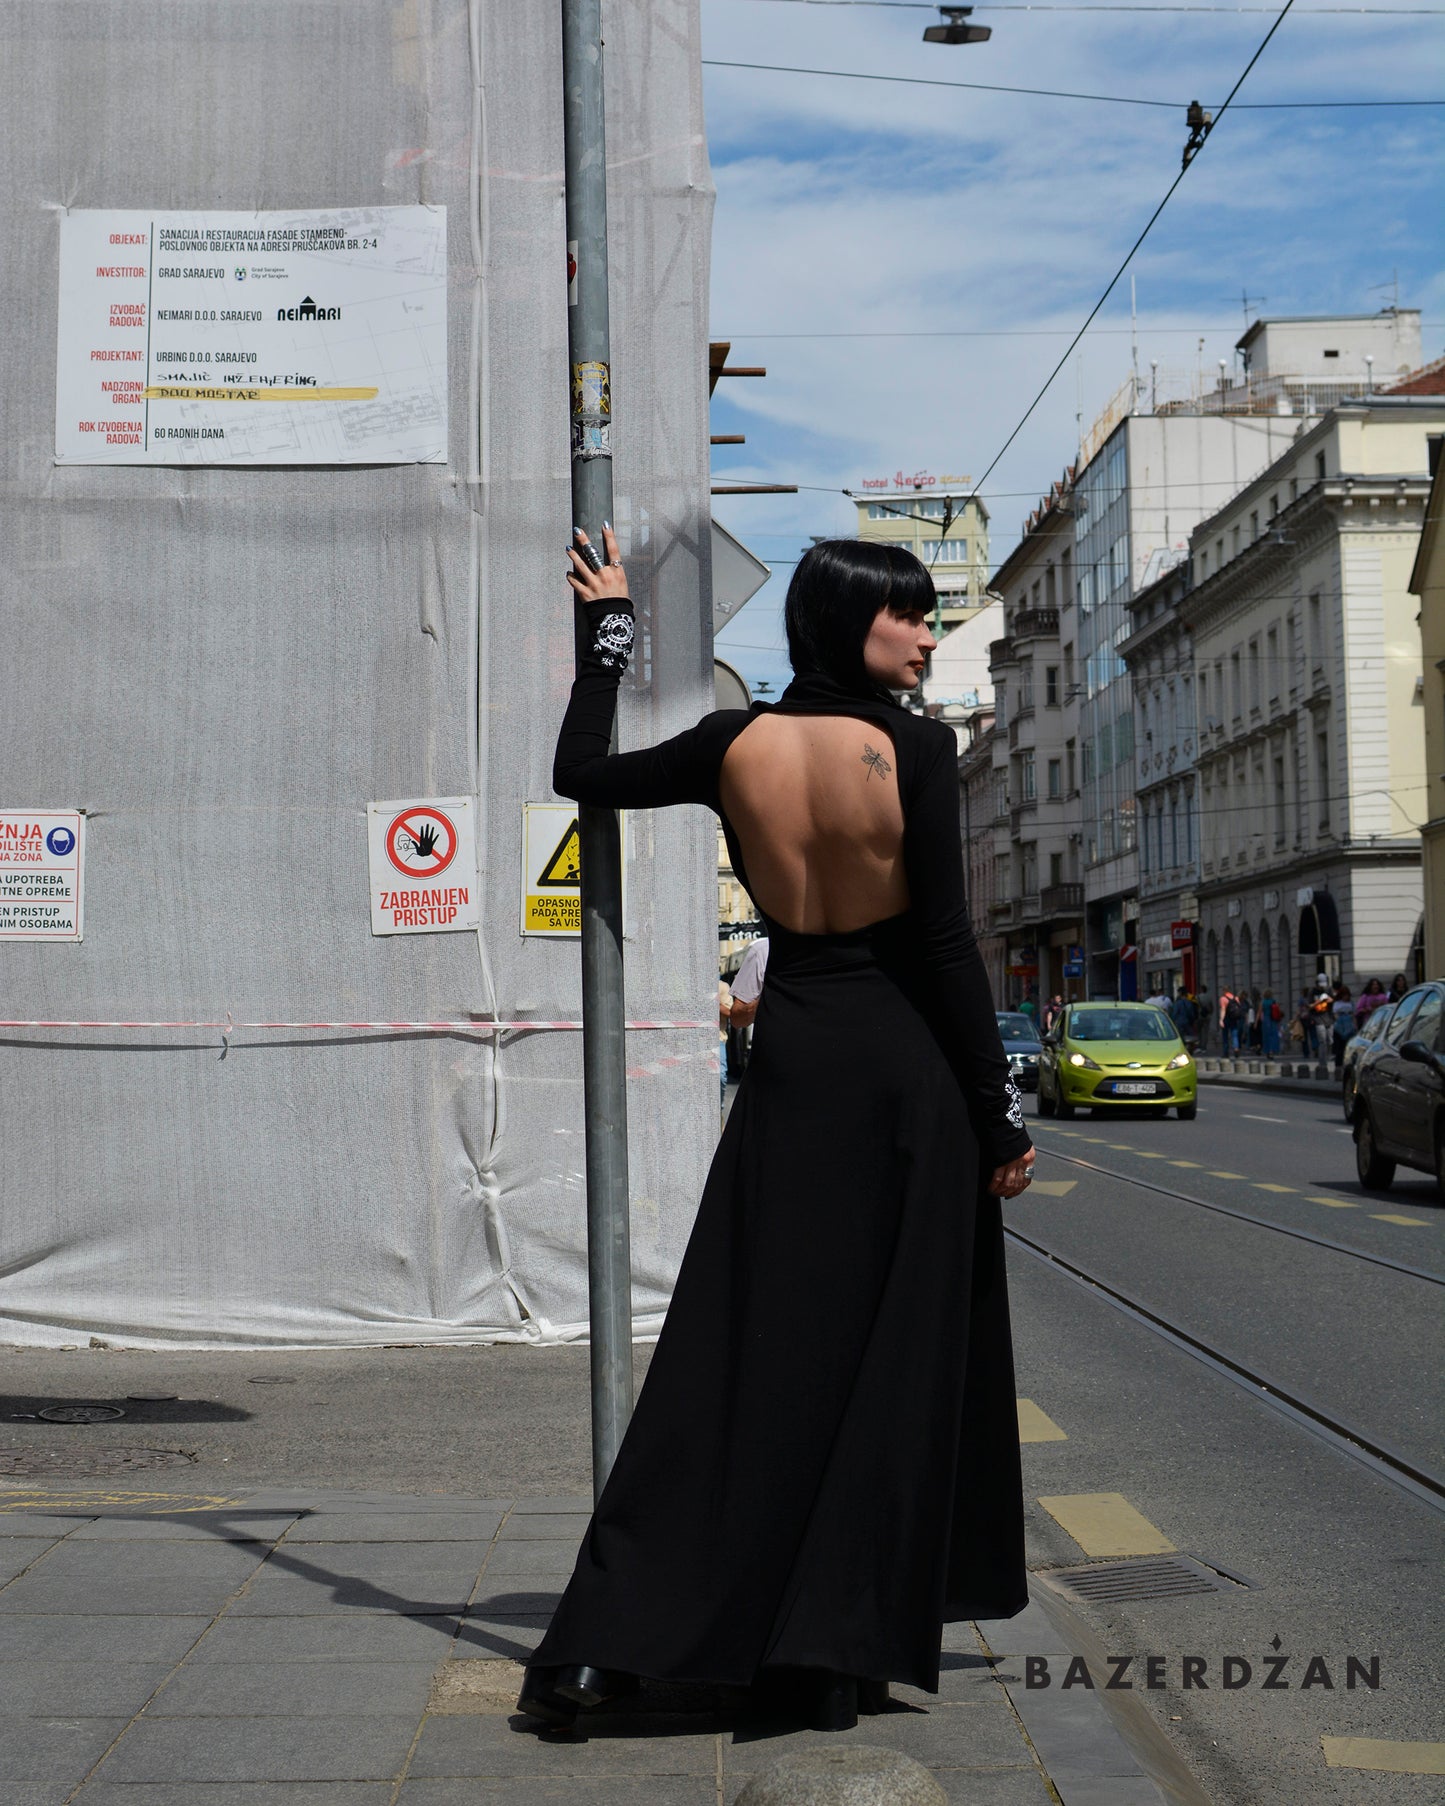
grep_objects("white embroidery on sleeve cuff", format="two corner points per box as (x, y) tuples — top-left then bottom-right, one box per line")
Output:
(1004, 1077), (1024, 1129)
(594, 610), (635, 670)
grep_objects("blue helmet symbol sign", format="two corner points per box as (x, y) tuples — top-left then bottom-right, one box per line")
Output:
(46, 827), (75, 857)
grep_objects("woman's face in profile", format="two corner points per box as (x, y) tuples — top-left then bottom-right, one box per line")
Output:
(862, 606), (936, 690)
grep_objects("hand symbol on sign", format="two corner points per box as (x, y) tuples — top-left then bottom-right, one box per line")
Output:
(409, 822), (439, 861)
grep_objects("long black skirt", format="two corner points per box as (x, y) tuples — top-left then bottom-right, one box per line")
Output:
(531, 915), (1027, 1694)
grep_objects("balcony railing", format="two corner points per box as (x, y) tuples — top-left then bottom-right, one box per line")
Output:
(989, 637), (1017, 668)
(1040, 881), (1083, 915)
(990, 898), (1019, 928)
(1018, 892), (1043, 924)
(1011, 608), (1059, 640)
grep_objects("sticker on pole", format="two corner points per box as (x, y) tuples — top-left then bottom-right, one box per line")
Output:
(0, 809), (85, 940)
(367, 796), (479, 936)
(521, 802), (625, 937)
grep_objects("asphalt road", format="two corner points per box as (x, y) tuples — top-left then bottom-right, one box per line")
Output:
(1005, 1081), (1444, 1805)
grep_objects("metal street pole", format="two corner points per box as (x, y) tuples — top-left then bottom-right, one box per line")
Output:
(561, 0), (634, 1504)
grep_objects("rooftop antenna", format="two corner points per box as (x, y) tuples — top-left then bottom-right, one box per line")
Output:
(1130, 274), (1140, 405)
(1368, 269), (1400, 313)
(1241, 288), (1267, 328)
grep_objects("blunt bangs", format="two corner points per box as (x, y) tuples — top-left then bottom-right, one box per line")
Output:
(783, 539), (934, 688)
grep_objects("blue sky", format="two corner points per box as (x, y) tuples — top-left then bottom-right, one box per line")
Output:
(701, 0), (1445, 693)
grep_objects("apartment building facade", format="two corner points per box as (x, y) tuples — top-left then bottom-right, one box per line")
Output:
(1118, 554), (1200, 997)
(1411, 445), (1445, 977)
(986, 473), (1084, 1004)
(854, 485), (990, 631)
(1180, 399), (1443, 1000)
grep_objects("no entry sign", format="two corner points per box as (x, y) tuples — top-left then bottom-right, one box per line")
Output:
(367, 796), (479, 936)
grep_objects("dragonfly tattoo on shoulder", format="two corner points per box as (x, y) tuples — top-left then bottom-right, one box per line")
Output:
(860, 742), (892, 782)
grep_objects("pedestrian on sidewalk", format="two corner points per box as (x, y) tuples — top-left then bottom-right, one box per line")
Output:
(1195, 985), (1212, 1052)
(1222, 990), (1244, 1055)
(728, 934), (770, 1077)
(1331, 983), (1355, 1072)
(1388, 972), (1409, 1003)
(1355, 977), (1388, 1026)
(1260, 987), (1283, 1056)
(524, 533), (1034, 1734)
(718, 973), (733, 1111)
(1170, 988), (1199, 1050)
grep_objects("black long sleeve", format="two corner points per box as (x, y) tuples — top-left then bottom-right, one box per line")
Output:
(901, 723), (1033, 1171)
(553, 599), (744, 810)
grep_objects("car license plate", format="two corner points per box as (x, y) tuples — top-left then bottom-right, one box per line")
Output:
(1114, 1082), (1155, 1095)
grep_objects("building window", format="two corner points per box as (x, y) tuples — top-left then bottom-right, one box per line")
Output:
(1308, 592), (1322, 670)
(1200, 549), (1208, 578)
(1316, 731), (1330, 830)
(920, 539), (968, 564)
(1268, 493), (1279, 520)
(1315, 449), (1326, 480)
(1049, 851), (1063, 887)
(1022, 751), (1036, 800)
(1066, 738), (1077, 793)
(1231, 651), (1242, 720)
(1273, 754), (1287, 846)
(1046, 665), (1059, 706)
(1047, 758), (1062, 799)
(1248, 639), (1261, 712)
(995, 685), (1007, 729)
(1020, 666), (1034, 710)
(1266, 625), (1279, 701)
(1249, 510), (1260, 542)
(1063, 643), (1074, 691)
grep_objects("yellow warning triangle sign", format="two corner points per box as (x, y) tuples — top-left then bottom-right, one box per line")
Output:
(537, 817), (582, 887)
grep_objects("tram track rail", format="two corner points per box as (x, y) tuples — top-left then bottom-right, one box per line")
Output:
(1034, 1143), (1444, 1286)
(1003, 1220), (1445, 1515)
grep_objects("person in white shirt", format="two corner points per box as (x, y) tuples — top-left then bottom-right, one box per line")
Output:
(730, 936), (770, 1029)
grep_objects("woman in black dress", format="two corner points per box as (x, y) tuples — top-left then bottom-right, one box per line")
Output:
(520, 530), (1036, 1731)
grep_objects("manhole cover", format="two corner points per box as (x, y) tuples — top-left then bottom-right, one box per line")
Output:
(38, 1405), (126, 1425)
(0, 1447), (196, 1478)
(1049, 1555), (1247, 1604)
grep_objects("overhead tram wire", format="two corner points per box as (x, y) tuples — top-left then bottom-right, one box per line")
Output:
(700, 57), (1441, 106)
(962, 0), (1305, 501)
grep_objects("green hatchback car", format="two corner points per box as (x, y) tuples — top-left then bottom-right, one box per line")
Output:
(1037, 1002), (1197, 1120)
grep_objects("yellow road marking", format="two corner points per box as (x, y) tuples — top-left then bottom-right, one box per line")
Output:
(1081, 1137), (1111, 1144)
(1322, 1738), (1445, 1775)
(1028, 1179), (1077, 1197)
(1168, 1160), (1203, 1168)
(1370, 1213), (1431, 1227)
(0, 1490), (244, 1513)
(1306, 1195), (1359, 1208)
(1254, 1183), (1297, 1193)
(1036, 1493), (1175, 1558)
(1017, 1400), (1068, 1443)
(1135, 1152), (1171, 1159)
(1105, 1143), (1134, 1150)
(1208, 1171), (1246, 1179)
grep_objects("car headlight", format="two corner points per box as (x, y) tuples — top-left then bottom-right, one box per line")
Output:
(1166, 1051), (1193, 1070)
(1067, 1051), (1102, 1070)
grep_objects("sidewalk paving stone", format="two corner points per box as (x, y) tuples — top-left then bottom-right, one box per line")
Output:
(261, 1539), (493, 1574)
(0, 1715), (129, 1784)
(286, 1513), (502, 1543)
(91, 1712), (423, 1784)
(0, 1613), (213, 1662)
(190, 1612), (462, 1662)
(0, 1538), (57, 1583)
(410, 1712), (722, 1777)
(482, 1539), (579, 1575)
(0, 1577), (252, 1616)
(24, 1541), (270, 1579)
(76, 1788), (392, 1806)
(146, 1657), (439, 1717)
(401, 1781), (718, 1805)
(497, 1511), (593, 1540)
(67, 1515), (301, 1542)
(0, 1659), (173, 1715)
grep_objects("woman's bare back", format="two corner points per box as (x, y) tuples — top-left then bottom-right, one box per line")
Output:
(719, 714), (910, 934)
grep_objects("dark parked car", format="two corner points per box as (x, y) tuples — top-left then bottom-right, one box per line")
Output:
(996, 1011), (1044, 1093)
(1352, 980), (1444, 1201)
(1341, 1001), (1395, 1122)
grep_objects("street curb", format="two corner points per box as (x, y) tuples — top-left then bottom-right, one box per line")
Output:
(1196, 1068), (1343, 1102)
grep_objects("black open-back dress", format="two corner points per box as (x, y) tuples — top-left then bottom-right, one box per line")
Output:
(530, 597), (1033, 1694)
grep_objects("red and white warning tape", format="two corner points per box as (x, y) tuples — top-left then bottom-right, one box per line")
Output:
(0, 1018), (712, 1033)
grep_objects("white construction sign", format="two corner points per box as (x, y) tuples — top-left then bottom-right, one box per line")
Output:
(0, 810), (85, 941)
(56, 205), (448, 465)
(367, 797), (480, 936)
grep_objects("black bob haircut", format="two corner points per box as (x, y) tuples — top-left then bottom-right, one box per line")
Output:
(783, 538), (935, 693)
